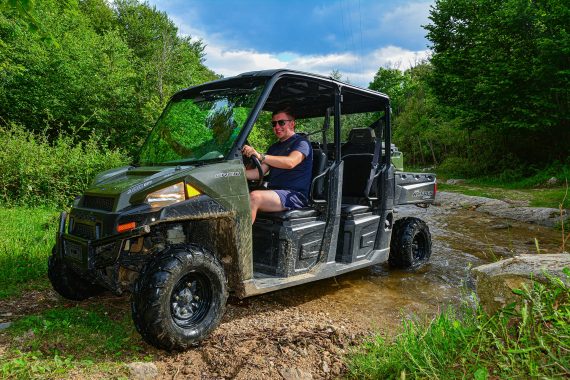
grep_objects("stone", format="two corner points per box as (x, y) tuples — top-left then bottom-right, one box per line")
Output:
(126, 362), (158, 380)
(0, 322), (12, 331)
(435, 191), (568, 227)
(471, 254), (570, 313)
(279, 367), (313, 380)
(546, 177), (559, 186)
(446, 179), (465, 185)
(490, 223), (511, 230)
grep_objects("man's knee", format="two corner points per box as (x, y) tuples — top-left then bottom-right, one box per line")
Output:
(249, 191), (263, 208)
(249, 190), (283, 212)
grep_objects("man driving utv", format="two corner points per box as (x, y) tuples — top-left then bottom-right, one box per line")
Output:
(241, 107), (313, 223)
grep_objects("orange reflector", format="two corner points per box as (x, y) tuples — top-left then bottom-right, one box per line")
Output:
(117, 222), (136, 233)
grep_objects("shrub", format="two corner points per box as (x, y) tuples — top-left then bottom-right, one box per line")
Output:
(0, 124), (129, 207)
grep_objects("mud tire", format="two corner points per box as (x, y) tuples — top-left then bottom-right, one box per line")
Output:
(131, 245), (228, 351)
(48, 247), (105, 301)
(389, 217), (432, 268)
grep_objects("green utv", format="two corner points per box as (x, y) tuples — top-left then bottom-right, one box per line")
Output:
(48, 70), (436, 351)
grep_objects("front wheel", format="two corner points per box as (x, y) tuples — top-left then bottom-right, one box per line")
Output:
(389, 217), (432, 269)
(48, 247), (105, 301)
(131, 245), (228, 351)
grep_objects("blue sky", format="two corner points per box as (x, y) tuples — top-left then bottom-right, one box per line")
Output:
(146, 0), (434, 87)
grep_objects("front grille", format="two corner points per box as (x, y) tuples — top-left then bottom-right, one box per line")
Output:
(83, 195), (115, 211)
(71, 222), (97, 240)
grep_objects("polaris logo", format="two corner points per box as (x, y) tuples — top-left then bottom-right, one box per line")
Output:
(412, 190), (433, 198)
(215, 171), (241, 178)
(127, 181), (152, 195)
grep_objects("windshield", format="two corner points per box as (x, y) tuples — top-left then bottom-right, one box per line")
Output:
(138, 80), (266, 165)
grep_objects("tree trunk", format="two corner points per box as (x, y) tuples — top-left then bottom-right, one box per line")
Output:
(416, 136), (425, 165)
(426, 139), (438, 166)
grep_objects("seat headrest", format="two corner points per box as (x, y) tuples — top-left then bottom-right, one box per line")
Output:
(348, 128), (375, 144)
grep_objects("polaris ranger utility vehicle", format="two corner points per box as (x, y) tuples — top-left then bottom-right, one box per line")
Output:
(48, 70), (436, 351)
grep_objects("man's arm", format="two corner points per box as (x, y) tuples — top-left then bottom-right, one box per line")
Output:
(242, 143), (307, 179)
(245, 163), (270, 180)
(262, 151), (305, 169)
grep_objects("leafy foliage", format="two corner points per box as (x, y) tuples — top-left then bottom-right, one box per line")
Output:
(0, 0), (217, 154)
(424, 0), (570, 167)
(0, 124), (128, 207)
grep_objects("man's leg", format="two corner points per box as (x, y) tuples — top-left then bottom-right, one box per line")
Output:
(249, 190), (285, 223)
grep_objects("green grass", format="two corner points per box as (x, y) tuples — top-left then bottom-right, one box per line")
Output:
(347, 269), (570, 379)
(0, 207), (59, 298)
(0, 206), (154, 378)
(1, 305), (147, 379)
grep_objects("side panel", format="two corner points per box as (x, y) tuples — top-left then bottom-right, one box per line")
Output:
(394, 172), (436, 205)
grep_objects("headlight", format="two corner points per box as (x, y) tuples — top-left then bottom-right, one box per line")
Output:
(144, 182), (201, 208)
(145, 182), (185, 208)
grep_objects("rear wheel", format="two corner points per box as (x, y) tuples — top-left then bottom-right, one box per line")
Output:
(389, 217), (432, 268)
(131, 245), (227, 351)
(48, 246), (105, 301)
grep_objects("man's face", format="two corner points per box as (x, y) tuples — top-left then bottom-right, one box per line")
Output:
(271, 112), (295, 141)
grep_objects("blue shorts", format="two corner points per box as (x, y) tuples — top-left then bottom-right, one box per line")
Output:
(273, 190), (309, 210)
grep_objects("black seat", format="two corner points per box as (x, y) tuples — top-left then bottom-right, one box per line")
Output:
(310, 147), (327, 200)
(342, 154), (374, 198)
(256, 207), (318, 221)
(342, 128), (376, 156)
(341, 128), (378, 201)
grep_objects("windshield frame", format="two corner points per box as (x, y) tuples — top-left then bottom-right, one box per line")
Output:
(136, 76), (269, 166)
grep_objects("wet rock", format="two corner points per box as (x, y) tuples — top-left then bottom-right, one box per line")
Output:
(446, 179), (465, 185)
(279, 367), (313, 380)
(472, 254), (570, 313)
(490, 223), (511, 230)
(0, 322), (11, 330)
(126, 362), (158, 380)
(436, 191), (568, 227)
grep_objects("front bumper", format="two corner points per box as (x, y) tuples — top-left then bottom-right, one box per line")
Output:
(54, 212), (150, 291)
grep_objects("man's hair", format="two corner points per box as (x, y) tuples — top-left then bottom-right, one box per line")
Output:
(272, 106), (295, 120)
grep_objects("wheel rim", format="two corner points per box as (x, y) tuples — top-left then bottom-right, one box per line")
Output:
(170, 272), (212, 328)
(412, 233), (427, 261)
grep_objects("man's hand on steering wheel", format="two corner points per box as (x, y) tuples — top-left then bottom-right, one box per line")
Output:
(241, 144), (265, 188)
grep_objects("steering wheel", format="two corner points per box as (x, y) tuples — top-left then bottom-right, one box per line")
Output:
(242, 140), (264, 188)
(250, 155), (264, 188)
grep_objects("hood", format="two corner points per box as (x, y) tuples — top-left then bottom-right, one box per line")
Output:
(87, 166), (193, 197)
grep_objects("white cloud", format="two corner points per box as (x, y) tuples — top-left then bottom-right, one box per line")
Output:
(382, 1), (432, 26)
(202, 43), (429, 87)
(166, 11), (430, 87)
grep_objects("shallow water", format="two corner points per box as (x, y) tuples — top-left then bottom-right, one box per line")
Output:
(255, 205), (564, 328)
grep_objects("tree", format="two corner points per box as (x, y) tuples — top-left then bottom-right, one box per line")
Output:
(425, 0), (570, 165)
(368, 67), (411, 117)
(0, 0), (217, 154)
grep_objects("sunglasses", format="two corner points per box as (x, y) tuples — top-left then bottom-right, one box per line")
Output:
(271, 119), (292, 127)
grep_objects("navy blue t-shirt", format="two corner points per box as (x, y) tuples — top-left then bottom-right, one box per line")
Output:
(266, 134), (313, 198)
